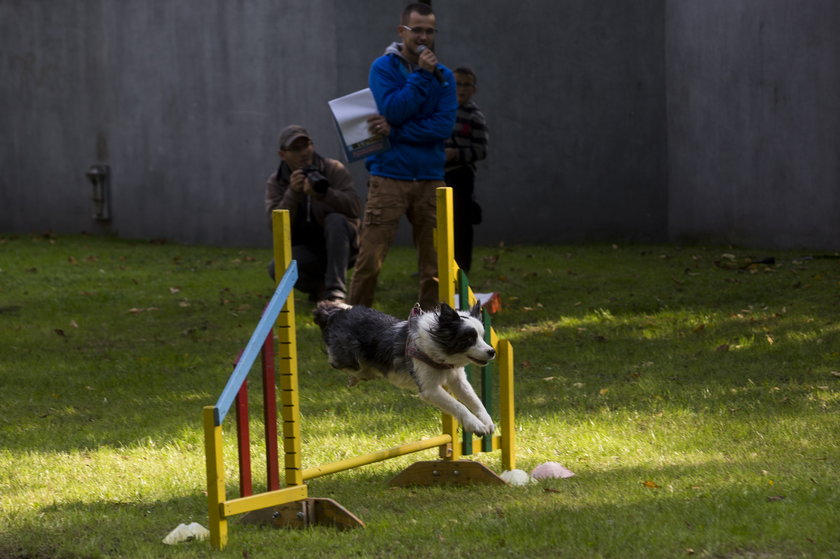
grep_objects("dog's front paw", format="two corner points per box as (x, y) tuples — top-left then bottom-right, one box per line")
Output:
(477, 420), (495, 437)
(462, 416), (495, 437)
(475, 412), (495, 436)
(460, 415), (488, 436)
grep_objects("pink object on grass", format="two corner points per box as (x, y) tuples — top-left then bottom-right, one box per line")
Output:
(531, 461), (575, 479)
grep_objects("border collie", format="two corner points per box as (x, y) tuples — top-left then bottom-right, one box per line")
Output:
(313, 301), (496, 436)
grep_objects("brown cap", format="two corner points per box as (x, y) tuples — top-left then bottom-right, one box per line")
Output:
(278, 125), (311, 150)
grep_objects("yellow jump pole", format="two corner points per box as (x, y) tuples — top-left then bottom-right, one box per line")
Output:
(273, 210), (304, 487)
(435, 187), (460, 461)
(498, 339), (516, 471)
(203, 405), (228, 549)
(301, 434), (453, 481)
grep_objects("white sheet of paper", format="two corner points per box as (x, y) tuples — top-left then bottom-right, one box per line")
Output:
(328, 88), (379, 146)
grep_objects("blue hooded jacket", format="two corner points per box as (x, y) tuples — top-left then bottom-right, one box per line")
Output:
(366, 43), (457, 181)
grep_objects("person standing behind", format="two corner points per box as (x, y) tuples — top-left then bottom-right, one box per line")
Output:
(445, 67), (488, 275)
(265, 125), (361, 303)
(348, 2), (457, 311)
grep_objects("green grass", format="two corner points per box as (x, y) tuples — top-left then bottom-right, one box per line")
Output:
(1, 234), (838, 558)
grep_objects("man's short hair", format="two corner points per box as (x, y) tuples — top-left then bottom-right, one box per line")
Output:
(454, 67), (477, 85)
(402, 2), (434, 24)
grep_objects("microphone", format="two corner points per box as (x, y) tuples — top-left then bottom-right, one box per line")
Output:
(416, 45), (447, 86)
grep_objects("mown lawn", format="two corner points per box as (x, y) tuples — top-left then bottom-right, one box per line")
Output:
(0, 234), (838, 558)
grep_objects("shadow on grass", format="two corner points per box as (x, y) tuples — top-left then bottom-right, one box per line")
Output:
(3, 457), (836, 559)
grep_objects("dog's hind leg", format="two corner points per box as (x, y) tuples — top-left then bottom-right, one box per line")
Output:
(445, 371), (495, 435)
(418, 385), (493, 436)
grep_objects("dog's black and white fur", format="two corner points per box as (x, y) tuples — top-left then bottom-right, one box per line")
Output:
(313, 301), (496, 436)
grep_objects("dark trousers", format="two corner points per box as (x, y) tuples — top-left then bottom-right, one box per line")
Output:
(444, 166), (477, 274)
(269, 213), (356, 301)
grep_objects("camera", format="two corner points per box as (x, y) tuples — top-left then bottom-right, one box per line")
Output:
(302, 166), (329, 194)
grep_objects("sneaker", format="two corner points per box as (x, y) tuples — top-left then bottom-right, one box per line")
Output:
(319, 289), (346, 304)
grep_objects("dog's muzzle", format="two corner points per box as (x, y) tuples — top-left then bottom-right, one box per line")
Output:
(469, 348), (496, 367)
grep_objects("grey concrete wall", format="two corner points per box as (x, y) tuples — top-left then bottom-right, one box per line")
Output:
(666, 0), (840, 250)
(2, 1), (836, 250)
(0, 0), (667, 248)
(440, 2), (667, 244)
(1, 0), (344, 247)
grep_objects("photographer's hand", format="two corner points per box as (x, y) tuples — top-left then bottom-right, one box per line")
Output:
(302, 178), (320, 197)
(289, 169), (305, 193)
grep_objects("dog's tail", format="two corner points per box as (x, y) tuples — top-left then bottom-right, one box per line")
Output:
(312, 300), (350, 329)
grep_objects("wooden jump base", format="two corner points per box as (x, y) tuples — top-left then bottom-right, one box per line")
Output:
(203, 187), (516, 549)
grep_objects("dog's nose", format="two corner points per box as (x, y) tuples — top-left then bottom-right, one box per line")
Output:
(487, 348), (496, 359)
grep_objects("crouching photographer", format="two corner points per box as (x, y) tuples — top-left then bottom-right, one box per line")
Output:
(265, 125), (361, 303)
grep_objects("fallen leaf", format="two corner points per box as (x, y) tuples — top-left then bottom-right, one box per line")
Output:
(830, 371), (840, 378)
(543, 487), (561, 494)
(766, 495), (786, 502)
(599, 388), (609, 396)
(70, 320), (79, 328)
(642, 480), (660, 489)
(169, 287), (181, 294)
(68, 256), (78, 265)
(54, 329), (66, 337)
(716, 344), (730, 352)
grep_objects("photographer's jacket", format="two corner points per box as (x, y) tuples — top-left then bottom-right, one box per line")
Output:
(265, 153), (361, 246)
(367, 42), (457, 181)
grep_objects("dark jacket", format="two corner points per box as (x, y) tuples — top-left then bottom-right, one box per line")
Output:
(264, 153), (361, 245)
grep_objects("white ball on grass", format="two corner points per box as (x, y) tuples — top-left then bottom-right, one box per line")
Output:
(500, 469), (533, 486)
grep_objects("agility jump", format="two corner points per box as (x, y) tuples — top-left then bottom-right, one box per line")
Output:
(203, 187), (516, 549)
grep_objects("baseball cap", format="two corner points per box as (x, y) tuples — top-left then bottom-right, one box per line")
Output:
(278, 125), (311, 150)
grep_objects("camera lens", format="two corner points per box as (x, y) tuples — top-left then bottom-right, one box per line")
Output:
(304, 167), (329, 194)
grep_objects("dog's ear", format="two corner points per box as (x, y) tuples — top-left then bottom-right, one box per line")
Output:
(470, 301), (482, 319)
(438, 302), (460, 322)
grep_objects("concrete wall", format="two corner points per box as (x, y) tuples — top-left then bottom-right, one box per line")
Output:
(0, 0), (667, 248)
(666, 0), (840, 250)
(1, 1), (837, 250)
(1, 0), (343, 247)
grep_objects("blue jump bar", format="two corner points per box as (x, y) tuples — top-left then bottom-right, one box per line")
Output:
(213, 260), (298, 426)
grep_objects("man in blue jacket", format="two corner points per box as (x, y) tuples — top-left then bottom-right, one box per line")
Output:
(348, 2), (457, 311)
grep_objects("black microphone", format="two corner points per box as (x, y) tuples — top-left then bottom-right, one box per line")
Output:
(416, 45), (447, 86)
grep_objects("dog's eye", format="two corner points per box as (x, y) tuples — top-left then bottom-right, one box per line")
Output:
(456, 330), (477, 351)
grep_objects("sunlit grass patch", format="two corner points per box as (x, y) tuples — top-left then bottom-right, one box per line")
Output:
(1, 235), (838, 558)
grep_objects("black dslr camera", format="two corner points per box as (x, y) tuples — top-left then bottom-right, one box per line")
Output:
(302, 166), (329, 194)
